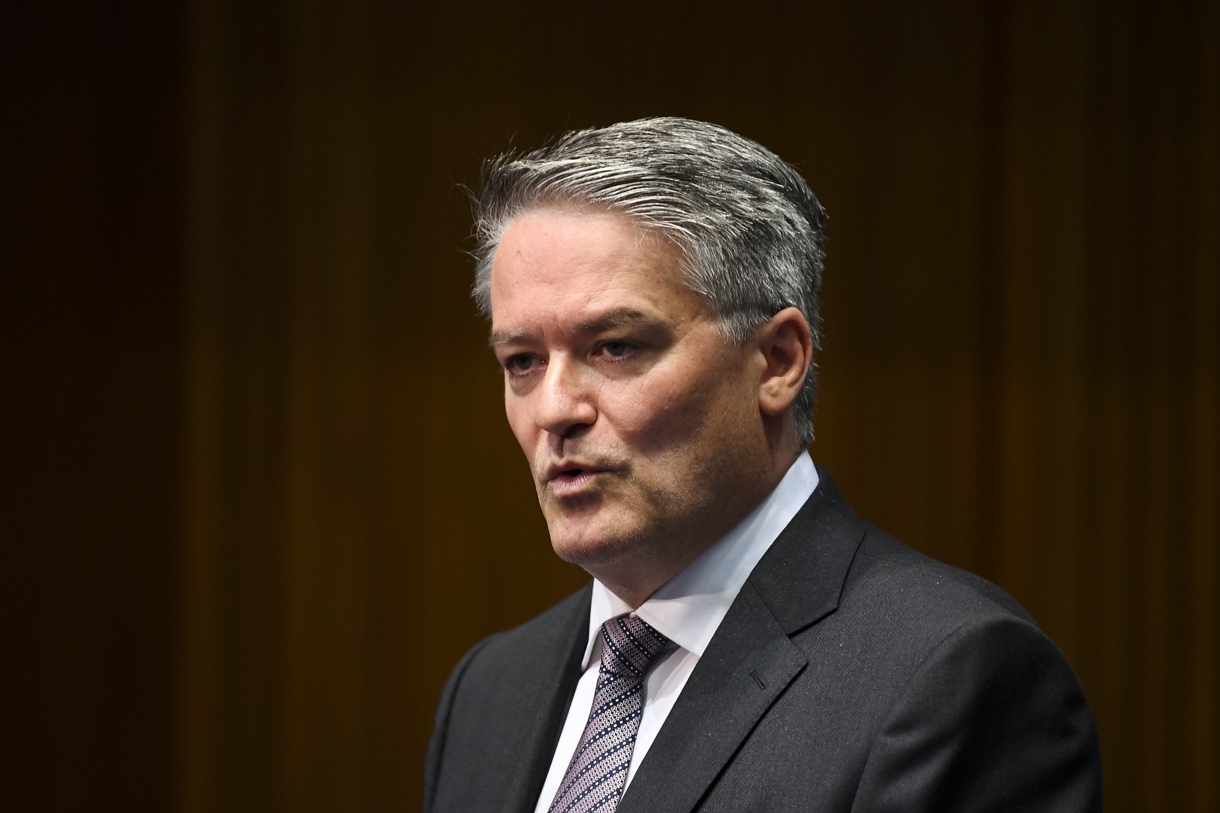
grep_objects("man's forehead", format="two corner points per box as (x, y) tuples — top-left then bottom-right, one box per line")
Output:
(496, 205), (677, 259)
(486, 208), (709, 340)
(488, 307), (659, 348)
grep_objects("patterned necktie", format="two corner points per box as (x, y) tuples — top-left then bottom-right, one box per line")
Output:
(547, 614), (671, 813)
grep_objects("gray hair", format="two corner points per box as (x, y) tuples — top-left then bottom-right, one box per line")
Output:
(471, 116), (827, 450)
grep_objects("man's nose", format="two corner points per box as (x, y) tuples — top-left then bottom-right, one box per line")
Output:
(535, 356), (597, 438)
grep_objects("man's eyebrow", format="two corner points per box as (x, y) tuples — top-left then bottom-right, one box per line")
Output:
(488, 309), (656, 349)
(576, 308), (653, 334)
(488, 328), (530, 349)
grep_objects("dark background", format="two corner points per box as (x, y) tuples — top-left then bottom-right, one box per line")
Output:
(4, 0), (1217, 810)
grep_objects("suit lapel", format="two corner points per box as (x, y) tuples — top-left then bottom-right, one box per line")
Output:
(617, 472), (867, 813)
(747, 472), (867, 637)
(616, 582), (806, 813)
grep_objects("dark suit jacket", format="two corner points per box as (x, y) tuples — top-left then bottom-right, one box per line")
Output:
(425, 471), (1102, 812)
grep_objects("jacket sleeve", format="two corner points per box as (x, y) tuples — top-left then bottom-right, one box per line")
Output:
(851, 615), (1102, 812)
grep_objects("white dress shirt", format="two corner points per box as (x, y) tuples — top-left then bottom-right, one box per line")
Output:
(532, 453), (819, 812)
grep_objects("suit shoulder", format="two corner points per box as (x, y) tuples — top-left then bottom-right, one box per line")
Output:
(847, 524), (1036, 629)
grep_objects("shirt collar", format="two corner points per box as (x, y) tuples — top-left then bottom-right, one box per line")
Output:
(581, 452), (819, 668)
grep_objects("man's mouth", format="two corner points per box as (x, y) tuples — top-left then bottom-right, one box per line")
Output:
(544, 462), (610, 496)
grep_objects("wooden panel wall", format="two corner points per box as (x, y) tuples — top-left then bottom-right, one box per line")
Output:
(8, 1), (1216, 811)
(4, 1), (186, 809)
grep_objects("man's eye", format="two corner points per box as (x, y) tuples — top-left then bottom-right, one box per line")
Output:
(601, 341), (635, 359)
(504, 355), (539, 375)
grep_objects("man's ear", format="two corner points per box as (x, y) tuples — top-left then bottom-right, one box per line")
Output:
(756, 307), (813, 417)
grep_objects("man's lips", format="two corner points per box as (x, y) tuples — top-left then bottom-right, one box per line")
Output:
(542, 461), (614, 495)
(543, 461), (608, 482)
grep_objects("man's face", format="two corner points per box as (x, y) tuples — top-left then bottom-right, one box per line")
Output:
(489, 208), (772, 596)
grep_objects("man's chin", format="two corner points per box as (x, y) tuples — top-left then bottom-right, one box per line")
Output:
(547, 525), (644, 571)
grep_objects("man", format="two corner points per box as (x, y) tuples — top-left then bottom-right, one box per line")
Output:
(425, 117), (1101, 812)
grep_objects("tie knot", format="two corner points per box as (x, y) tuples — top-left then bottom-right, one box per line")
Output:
(600, 615), (670, 678)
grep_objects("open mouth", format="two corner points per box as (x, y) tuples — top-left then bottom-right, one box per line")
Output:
(545, 463), (606, 496)
(551, 468), (594, 487)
